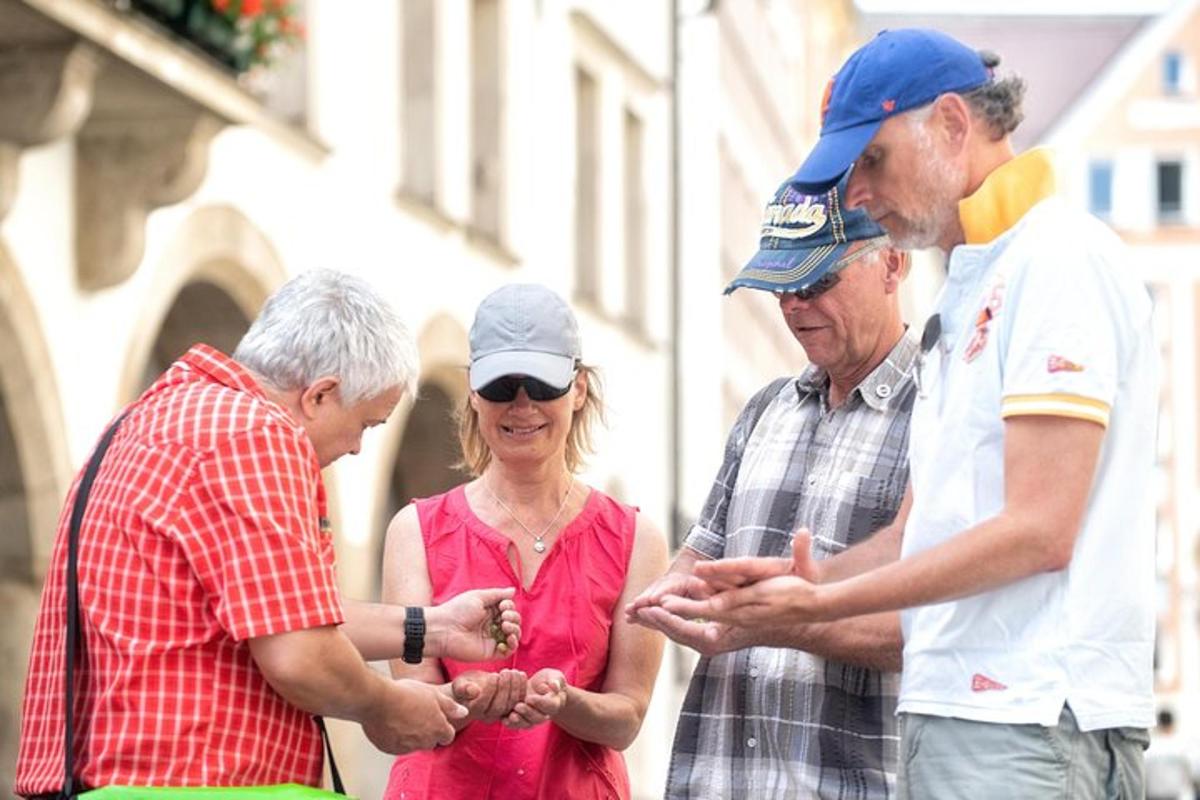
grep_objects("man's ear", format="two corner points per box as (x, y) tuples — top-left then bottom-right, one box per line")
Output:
(298, 376), (341, 419)
(882, 248), (910, 293)
(933, 92), (972, 152)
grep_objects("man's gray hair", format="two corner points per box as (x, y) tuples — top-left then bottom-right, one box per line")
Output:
(962, 51), (1025, 140)
(234, 269), (420, 404)
(905, 51), (1025, 141)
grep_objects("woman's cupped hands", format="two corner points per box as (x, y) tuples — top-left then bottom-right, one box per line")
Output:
(451, 667), (569, 729)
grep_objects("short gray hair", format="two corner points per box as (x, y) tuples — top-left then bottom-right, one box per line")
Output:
(904, 51), (1025, 141)
(962, 51), (1025, 140)
(234, 269), (419, 404)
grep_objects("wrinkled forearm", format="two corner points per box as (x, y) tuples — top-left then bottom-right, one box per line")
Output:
(340, 599), (408, 661)
(342, 598), (466, 662)
(747, 612), (903, 672)
(817, 507), (1080, 624)
(554, 687), (648, 751)
(818, 525), (904, 583)
(249, 625), (392, 723)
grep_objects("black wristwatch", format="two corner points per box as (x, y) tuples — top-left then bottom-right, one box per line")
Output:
(402, 606), (426, 664)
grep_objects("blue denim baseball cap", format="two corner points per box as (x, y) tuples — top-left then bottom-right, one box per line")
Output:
(725, 172), (888, 295)
(791, 28), (991, 193)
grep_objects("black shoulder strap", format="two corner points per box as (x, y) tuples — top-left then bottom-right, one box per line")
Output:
(62, 412), (128, 798)
(60, 411), (346, 796)
(315, 716), (345, 794)
(746, 377), (793, 436)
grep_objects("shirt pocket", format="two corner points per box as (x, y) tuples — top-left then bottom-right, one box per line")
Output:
(810, 472), (904, 558)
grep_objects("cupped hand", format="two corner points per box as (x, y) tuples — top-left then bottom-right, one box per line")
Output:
(429, 587), (522, 662)
(659, 573), (825, 627)
(624, 571), (714, 624)
(452, 669), (528, 723)
(690, 530), (821, 592)
(633, 604), (747, 657)
(503, 668), (568, 730)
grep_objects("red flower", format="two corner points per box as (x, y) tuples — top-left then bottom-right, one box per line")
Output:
(279, 16), (303, 35)
(240, 0), (264, 17)
(212, 0), (230, 10)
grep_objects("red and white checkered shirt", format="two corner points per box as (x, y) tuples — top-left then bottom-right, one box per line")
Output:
(15, 345), (345, 795)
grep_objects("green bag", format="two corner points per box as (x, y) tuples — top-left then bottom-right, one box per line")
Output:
(81, 785), (353, 799)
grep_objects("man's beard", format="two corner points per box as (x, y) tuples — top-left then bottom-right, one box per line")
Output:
(886, 127), (966, 250)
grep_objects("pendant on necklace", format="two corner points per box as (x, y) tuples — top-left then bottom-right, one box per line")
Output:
(533, 538), (547, 554)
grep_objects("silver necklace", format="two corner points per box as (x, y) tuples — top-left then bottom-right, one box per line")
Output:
(483, 479), (573, 554)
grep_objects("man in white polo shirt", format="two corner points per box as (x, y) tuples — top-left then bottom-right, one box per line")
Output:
(658, 28), (1158, 799)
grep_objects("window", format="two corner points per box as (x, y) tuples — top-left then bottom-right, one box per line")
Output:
(574, 67), (600, 305)
(623, 109), (645, 334)
(1163, 51), (1184, 96)
(470, 0), (504, 240)
(569, 12), (665, 324)
(1157, 160), (1183, 223)
(400, 0), (437, 203)
(1088, 160), (1113, 217)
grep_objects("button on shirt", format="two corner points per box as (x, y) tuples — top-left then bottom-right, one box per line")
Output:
(667, 334), (918, 800)
(900, 150), (1159, 731)
(15, 345), (344, 795)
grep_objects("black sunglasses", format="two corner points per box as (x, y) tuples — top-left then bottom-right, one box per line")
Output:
(920, 313), (942, 354)
(773, 271), (843, 302)
(476, 375), (573, 403)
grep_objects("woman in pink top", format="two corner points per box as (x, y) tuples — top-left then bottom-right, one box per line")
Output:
(382, 284), (668, 800)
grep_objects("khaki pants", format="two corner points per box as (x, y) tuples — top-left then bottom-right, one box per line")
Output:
(897, 706), (1149, 800)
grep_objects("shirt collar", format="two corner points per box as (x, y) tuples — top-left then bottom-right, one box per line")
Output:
(179, 344), (269, 399)
(958, 148), (1058, 246)
(794, 329), (920, 411)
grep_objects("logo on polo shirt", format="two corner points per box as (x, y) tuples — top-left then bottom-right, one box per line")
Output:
(964, 282), (1005, 363)
(1047, 355), (1085, 373)
(971, 673), (1008, 692)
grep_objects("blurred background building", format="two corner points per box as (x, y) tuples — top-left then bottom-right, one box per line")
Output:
(0, 0), (1194, 797)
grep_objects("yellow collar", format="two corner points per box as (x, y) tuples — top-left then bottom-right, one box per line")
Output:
(958, 149), (1058, 245)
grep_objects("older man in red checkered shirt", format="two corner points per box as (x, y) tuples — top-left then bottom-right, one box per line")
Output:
(15, 270), (521, 797)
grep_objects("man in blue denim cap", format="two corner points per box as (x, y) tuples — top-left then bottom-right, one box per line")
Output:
(628, 172), (915, 799)
(657, 28), (1159, 800)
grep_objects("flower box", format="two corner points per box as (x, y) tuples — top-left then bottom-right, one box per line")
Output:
(125, 0), (300, 74)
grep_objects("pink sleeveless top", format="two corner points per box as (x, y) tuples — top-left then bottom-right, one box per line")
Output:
(384, 484), (637, 800)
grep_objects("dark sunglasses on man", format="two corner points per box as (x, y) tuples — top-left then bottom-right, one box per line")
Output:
(769, 237), (888, 303)
(772, 270), (843, 303)
(476, 374), (574, 403)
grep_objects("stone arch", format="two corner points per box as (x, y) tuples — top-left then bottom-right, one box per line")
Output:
(110, 205), (363, 572)
(331, 314), (471, 797)
(0, 243), (71, 583)
(117, 204), (287, 404)
(367, 313), (471, 601)
(0, 242), (71, 794)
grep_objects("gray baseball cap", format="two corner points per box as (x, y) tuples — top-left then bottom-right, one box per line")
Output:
(468, 284), (582, 391)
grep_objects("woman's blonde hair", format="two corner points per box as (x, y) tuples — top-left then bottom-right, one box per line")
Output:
(456, 364), (606, 476)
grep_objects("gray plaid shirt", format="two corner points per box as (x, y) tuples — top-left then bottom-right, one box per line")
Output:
(666, 333), (919, 800)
